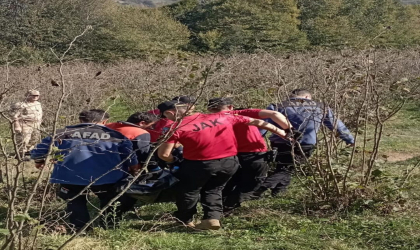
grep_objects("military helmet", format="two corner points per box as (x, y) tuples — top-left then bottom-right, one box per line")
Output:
(26, 90), (40, 96)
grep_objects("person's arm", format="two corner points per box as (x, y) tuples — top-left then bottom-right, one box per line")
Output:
(135, 133), (151, 163)
(257, 110), (291, 130)
(157, 129), (180, 163)
(247, 118), (287, 139)
(119, 139), (139, 174)
(323, 108), (355, 145)
(158, 142), (176, 162)
(10, 103), (22, 132)
(131, 133), (152, 174)
(233, 106), (291, 136)
(259, 103), (279, 137)
(30, 136), (53, 169)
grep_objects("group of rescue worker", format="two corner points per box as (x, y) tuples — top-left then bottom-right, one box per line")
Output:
(25, 89), (354, 232)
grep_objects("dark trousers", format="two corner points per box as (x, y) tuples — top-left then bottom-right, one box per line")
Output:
(261, 143), (314, 194)
(59, 184), (129, 230)
(223, 152), (269, 208)
(173, 156), (239, 223)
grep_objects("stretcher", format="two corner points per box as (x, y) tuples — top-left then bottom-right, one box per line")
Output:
(117, 169), (179, 205)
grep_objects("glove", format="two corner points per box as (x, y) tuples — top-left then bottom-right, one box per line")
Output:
(167, 156), (182, 170)
(285, 128), (303, 141)
(166, 156), (182, 168)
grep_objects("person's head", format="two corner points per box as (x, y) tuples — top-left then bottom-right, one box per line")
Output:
(25, 90), (40, 102)
(79, 109), (109, 124)
(126, 112), (158, 129)
(207, 97), (234, 113)
(172, 95), (196, 111)
(290, 89), (312, 99)
(157, 100), (190, 121)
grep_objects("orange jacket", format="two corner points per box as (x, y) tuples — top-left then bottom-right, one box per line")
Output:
(106, 122), (151, 163)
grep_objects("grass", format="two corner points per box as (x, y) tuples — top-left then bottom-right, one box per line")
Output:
(36, 194), (420, 250)
(379, 102), (420, 155)
(101, 96), (134, 123)
(3, 102), (420, 250)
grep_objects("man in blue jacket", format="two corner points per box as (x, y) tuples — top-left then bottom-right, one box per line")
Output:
(31, 109), (138, 230)
(255, 89), (355, 197)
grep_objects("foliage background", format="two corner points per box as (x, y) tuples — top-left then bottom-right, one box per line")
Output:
(1, 0), (420, 63)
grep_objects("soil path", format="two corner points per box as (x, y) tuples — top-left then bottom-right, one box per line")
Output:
(385, 152), (419, 163)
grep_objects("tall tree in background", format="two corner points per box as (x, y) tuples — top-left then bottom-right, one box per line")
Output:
(298, 0), (360, 47)
(342, 0), (420, 47)
(298, 0), (420, 48)
(172, 0), (308, 53)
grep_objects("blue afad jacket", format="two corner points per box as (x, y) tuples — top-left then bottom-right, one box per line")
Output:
(31, 124), (138, 186)
(266, 98), (355, 146)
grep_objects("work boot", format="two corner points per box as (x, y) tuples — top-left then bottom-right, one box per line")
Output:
(271, 188), (282, 197)
(250, 187), (268, 200)
(223, 204), (239, 218)
(195, 219), (221, 230)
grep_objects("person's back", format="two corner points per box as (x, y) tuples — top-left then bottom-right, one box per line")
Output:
(168, 112), (250, 160)
(226, 109), (267, 153)
(268, 96), (354, 146)
(106, 112), (158, 174)
(33, 123), (136, 185)
(269, 98), (324, 145)
(31, 109), (138, 230)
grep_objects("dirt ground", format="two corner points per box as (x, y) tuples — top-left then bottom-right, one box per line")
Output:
(385, 152), (419, 163)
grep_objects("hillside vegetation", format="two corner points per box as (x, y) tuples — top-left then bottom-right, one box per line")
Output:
(1, 0), (420, 63)
(1, 51), (419, 249)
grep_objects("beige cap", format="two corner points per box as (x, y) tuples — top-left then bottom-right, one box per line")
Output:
(27, 90), (40, 96)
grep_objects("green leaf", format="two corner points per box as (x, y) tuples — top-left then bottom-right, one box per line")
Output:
(0, 229), (10, 235)
(371, 169), (383, 177)
(14, 213), (32, 222)
(54, 154), (65, 162)
(51, 146), (60, 154)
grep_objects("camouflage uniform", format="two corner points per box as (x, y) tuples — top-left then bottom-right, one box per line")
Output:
(11, 90), (43, 154)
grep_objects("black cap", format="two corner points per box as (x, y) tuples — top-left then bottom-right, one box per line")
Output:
(157, 100), (177, 116)
(207, 97), (233, 109)
(172, 95), (196, 104)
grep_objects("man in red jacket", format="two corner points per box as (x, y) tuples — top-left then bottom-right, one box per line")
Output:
(147, 96), (196, 143)
(157, 100), (288, 230)
(207, 97), (292, 214)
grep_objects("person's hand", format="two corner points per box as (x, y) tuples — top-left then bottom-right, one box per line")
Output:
(129, 164), (141, 176)
(35, 162), (45, 170)
(14, 128), (22, 134)
(34, 159), (46, 170)
(167, 156), (181, 169)
(285, 128), (303, 141)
